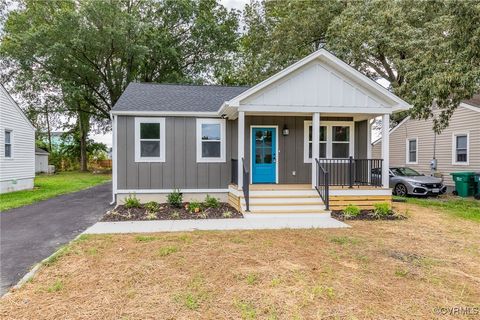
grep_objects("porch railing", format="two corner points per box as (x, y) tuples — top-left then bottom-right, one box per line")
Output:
(317, 157), (383, 188)
(315, 159), (330, 210)
(242, 157), (250, 212)
(231, 159), (238, 185)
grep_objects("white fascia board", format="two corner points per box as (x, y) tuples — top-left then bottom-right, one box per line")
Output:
(0, 85), (36, 132)
(459, 102), (480, 113)
(238, 105), (393, 114)
(110, 110), (220, 117)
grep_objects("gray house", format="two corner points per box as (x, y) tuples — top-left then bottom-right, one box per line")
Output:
(111, 50), (411, 213)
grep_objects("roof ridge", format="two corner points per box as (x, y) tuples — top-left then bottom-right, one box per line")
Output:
(132, 82), (251, 88)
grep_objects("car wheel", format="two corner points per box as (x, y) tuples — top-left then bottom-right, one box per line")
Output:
(394, 183), (408, 197)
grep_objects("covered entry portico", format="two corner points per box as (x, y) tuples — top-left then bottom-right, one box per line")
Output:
(222, 49), (410, 213)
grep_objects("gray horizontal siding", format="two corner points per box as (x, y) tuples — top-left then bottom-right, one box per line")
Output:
(117, 116), (236, 190)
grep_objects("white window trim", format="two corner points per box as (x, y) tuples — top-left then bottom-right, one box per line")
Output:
(134, 117), (166, 162)
(452, 132), (469, 165)
(405, 137), (418, 164)
(303, 121), (354, 163)
(196, 118), (226, 163)
(4, 129), (13, 159)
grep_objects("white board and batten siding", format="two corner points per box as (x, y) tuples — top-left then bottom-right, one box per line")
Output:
(241, 60), (389, 112)
(372, 105), (480, 186)
(0, 85), (36, 193)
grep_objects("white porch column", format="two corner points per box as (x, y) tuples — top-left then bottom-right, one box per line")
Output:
(381, 113), (390, 188)
(311, 112), (320, 188)
(237, 111), (245, 188)
(367, 117), (373, 184)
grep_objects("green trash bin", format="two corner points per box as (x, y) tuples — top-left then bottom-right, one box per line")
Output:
(474, 173), (480, 200)
(450, 172), (475, 197)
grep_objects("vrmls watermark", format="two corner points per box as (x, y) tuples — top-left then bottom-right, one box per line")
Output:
(434, 306), (480, 316)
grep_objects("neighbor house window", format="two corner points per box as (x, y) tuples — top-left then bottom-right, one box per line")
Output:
(4, 130), (12, 158)
(406, 138), (417, 164)
(134, 117), (166, 162)
(196, 118), (226, 162)
(453, 133), (469, 164)
(304, 121), (353, 162)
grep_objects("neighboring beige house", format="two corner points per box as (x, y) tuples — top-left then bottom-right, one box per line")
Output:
(372, 96), (480, 186)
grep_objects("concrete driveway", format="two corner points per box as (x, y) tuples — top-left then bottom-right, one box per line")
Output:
(0, 183), (112, 295)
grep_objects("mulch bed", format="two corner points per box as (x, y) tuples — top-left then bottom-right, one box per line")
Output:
(102, 202), (242, 221)
(331, 210), (406, 221)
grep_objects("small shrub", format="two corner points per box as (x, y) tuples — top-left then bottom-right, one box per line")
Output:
(124, 194), (141, 208)
(204, 194), (220, 208)
(167, 189), (183, 208)
(171, 210), (180, 219)
(343, 204), (360, 219)
(187, 201), (202, 213)
(373, 202), (391, 218)
(223, 211), (233, 218)
(145, 201), (160, 213)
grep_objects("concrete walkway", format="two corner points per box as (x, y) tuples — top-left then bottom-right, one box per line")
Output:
(83, 214), (348, 234)
(0, 183), (112, 295)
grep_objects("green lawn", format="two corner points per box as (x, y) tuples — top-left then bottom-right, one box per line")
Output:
(0, 171), (111, 212)
(394, 195), (480, 222)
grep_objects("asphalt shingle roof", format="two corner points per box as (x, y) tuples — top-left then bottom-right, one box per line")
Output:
(35, 147), (49, 155)
(112, 82), (251, 113)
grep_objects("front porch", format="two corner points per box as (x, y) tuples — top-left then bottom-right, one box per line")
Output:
(229, 111), (392, 213)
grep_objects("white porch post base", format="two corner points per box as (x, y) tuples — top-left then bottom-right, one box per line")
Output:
(238, 111), (245, 189)
(381, 114), (390, 188)
(311, 113), (320, 188)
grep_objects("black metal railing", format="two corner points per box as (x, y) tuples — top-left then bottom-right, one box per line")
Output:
(231, 159), (238, 185)
(315, 159), (330, 210)
(317, 157), (383, 188)
(242, 157), (250, 212)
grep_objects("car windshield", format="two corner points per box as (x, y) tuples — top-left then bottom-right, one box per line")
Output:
(391, 167), (422, 176)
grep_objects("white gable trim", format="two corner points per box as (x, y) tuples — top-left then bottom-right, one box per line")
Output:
(460, 102), (480, 113)
(226, 49), (411, 111)
(0, 85), (36, 131)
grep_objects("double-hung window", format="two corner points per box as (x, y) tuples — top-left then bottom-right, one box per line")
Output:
(406, 138), (417, 164)
(134, 117), (166, 162)
(307, 125), (327, 159)
(453, 133), (469, 164)
(4, 130), (12, 158)
(304, 121), (353, 162)
(196, 118), (226, 162)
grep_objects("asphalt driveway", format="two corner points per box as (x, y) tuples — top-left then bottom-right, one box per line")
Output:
(0, 182), (112, 295)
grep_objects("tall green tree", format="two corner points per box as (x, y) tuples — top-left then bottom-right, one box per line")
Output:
(1, 0), (239, 169)
(232, 0), (480, 131)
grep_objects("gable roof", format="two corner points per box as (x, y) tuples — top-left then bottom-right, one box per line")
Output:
(0, 84), (36, 131)
(225, 49), (411, 112)
(111, 83), (250, 114)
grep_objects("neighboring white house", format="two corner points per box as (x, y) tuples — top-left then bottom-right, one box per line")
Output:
(0, 84), (36, 193)
(35, 147), (50, 173)
(372, 97), (480, 186)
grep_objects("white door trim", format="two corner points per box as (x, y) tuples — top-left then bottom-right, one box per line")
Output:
(249, 125), (279, 184)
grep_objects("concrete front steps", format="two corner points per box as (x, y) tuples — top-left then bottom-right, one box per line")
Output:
(239, 186), (329, 215)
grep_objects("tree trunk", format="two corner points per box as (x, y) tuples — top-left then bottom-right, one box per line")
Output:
(45, 106), (52, 152)
(78, 111), (89, 172)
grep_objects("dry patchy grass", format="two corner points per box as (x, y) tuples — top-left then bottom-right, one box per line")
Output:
(1, 204), (479, 319)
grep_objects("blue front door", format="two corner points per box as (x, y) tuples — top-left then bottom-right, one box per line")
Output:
(252, 127), (276, 184)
